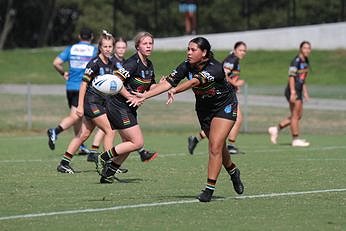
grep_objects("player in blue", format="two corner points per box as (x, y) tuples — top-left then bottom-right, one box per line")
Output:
(48, 28), (97, 154)
(268, 41), (312, 147)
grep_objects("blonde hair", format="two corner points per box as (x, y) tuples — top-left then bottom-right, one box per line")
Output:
(97, 30), (115, 54)
(134, 31), (154, 49)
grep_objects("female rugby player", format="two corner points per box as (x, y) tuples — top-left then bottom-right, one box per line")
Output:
(188, 41), (248, 155)
(128, 37), (244, 202)
(97, 32), (158, 183)
(56, 31), (119, 173)
(268, 41), (312, 147)
(90, 37), (156, 161)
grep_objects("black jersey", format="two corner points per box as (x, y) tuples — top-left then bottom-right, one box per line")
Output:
(166, 58), (236, 112)
(287, 55), (309, 92)
(115, 53), (155, 93)
(223, 53), (240, 80)
(223, 52), (240, 91)
(110, 55), (125, 70)
(83, 56), (116, 95)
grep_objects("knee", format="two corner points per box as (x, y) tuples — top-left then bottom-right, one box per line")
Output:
(209, 143), (223, 157)
(79, 132), (90, 141)
(134, 140), (144, 150)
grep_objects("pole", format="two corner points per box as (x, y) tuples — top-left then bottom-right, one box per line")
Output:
(242, 83), (248, 133)
(27, 82), (32, 130)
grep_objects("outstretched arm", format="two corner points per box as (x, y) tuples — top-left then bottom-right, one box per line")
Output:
(167, 78), (200, 104)
(128, 79), (173, 107)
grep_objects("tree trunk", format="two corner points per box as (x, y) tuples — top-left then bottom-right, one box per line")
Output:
(0, 0), (16, 50)
(37, 0), (57, 47)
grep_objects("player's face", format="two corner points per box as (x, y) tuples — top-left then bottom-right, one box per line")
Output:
(300, 43), (311, 57)
(187, 42), (207, 65)
(100, 39), (114, 58)
(115, 41), (127, 59)
(234, 44), (247, 59)
(137, 36), (153, 57)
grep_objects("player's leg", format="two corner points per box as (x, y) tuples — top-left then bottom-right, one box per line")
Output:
(188, 130), (206, 155)
(227, 105), (242, 154)
(57, 118), (95, 173)
(291, 100), (309, 147)
(197, 117), (232, 202)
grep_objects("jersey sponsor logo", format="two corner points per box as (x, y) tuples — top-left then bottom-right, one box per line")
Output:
(188, 72), (193, 80)
(200, 70), (215, 82)
(170, 70), (178, 77)
(224, 104), (232, 114)
(99, 68), (105, 76)
(193, 87), (216, 98)
(85, 68), (93, 76)
(116, 62), (123, 69)
(117, 68), (130, 79)
(69, 44), (95, 69)
(70, 44), (95, 56)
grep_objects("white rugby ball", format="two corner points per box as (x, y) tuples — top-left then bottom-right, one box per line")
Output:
(92, 74), (123, 95)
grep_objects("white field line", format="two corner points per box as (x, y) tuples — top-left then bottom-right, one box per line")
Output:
(0, 188), (345, 221)
(1, 145), (346, 163)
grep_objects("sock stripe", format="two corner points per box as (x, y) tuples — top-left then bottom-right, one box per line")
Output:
(206, 184), (215, 191)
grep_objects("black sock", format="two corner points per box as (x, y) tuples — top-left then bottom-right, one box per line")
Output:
(205, 178), (216, 191)
(225, 163), (237, 175)
(138, 147), (145, 155)
(55, 125), (63, 135)
(101, 147), (118, 161)
(61, 152), (73, 166)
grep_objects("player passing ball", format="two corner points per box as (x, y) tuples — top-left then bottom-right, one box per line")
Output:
(128, 37), (244, 202)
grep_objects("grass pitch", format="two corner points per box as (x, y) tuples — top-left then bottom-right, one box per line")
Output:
(0, 131), (345, 230)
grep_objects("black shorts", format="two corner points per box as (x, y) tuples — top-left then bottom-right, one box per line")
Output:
(106, 97), (138, 130)
(66, 90), (79, 108)
(83, 90), (107, 119)
(285, 87), (303, 101)
(197, 101), (238, 132)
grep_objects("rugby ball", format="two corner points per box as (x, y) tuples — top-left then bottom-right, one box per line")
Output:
(92, 74), (123, 95)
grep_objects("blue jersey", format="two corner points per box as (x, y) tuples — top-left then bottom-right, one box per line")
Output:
(58, 41), (97, 90)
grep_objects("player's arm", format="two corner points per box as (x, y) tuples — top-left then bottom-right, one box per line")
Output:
(223, 63), (244, 89)
(167, 78), (199, 104)
(53, 57), (68, 80)
(76, 81), (87, 117)
(288, 76), (296, 103)
(303, 83), (309, 101)
(128, 79), (172, 107)
(288, 61), (299, 103)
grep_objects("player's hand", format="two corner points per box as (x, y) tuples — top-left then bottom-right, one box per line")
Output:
(289, 92), (296, 103)
(127, 91), (146, 107)
(166, 88), (176, 105)
(76, 106), (84, 117)
(63, 72), (69, 81)
(304, 92), (310, 101)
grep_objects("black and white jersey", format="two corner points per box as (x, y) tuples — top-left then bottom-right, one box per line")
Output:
(166, 58), (237, 113)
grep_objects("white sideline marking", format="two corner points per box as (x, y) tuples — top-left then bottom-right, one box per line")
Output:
(0, 188), (345, 221)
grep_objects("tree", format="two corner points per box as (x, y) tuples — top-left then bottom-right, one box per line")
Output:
(0, 0), (16, 50)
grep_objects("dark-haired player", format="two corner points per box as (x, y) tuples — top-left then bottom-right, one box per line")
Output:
(188, 41), (247, 155)
(268, 41), (311, 147)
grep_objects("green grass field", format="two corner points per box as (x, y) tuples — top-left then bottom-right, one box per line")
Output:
(0, 48), (345, 230)
(0, 98), (345, 230)
(0, 132), (345, 230)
